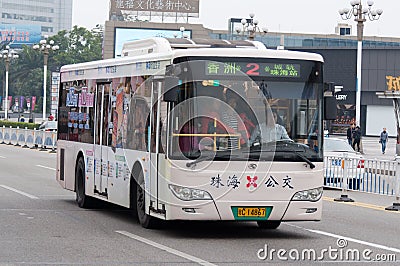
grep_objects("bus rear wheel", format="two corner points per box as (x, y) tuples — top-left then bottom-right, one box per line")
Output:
(136, 171), (158, 229)
(257, 220), (281, 229)
(75, 157), (92, 208)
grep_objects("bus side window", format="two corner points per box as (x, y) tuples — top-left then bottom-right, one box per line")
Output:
(127, 98), (148, 151)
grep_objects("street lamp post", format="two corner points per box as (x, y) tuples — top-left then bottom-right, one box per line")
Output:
(0, 46), (19, 120)
(33, 35), (59, 121)
(235, 13), (267, 41)
(339, 0), (383, 126)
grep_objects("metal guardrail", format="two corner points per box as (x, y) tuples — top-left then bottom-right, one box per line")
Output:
(0, 125), (56, 152)
(324, 156), (396, 194)
(324, 154), (400, 210)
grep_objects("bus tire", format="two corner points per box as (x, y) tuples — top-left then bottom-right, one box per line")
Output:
(136, 170), (158, 229)
(129, 175), (138, 219)
(257, 220), (281, 229)
(75, 157), (92, 208)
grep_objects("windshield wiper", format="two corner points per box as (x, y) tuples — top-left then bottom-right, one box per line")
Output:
(247, 140), (299, 153)
(186, 152), (234, 168)
(246, 141), (316, 169)
(293, 151), (315, 169)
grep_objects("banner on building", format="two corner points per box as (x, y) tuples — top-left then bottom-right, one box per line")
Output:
(31, 96), (36, 111)
(26, 97), (31, 109)
(110, 0), (200, 18)
(5, 96), (11, 111)
(19, 96), (25, 109)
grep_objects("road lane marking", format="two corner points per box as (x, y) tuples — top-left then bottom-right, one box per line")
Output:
(287, 224), (400, 254)
(323, 196), (400, 213)
(0, 185), (39, 199)
(0, 155), (6, 158)
(116, 230), (217, 266)
(36, 164), (56, 171)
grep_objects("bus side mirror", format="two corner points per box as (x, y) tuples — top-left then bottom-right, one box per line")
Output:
(324, 96), (337, 120)
(163, 77), (179, 102)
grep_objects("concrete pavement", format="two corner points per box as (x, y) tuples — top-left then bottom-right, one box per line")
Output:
(329, 135), (397, 161)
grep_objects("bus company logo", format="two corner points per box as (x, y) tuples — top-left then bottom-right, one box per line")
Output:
(248, 163), (257, 169)
(246, 176), (258, 189)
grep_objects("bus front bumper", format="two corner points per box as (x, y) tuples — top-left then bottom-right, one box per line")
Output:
(165, 199), (322, 221)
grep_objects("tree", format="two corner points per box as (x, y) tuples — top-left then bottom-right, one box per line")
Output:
(51, 25), (103, 67)
(0, 26), (102, 112)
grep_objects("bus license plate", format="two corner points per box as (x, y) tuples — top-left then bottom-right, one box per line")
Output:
(237, 207), (266, 217)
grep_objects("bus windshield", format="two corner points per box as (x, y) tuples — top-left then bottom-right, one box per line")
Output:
(168, 57), (324, 162)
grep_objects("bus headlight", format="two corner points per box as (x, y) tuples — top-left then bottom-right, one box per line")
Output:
(292, 187), (323, 202)
(169, 184), (212, 201)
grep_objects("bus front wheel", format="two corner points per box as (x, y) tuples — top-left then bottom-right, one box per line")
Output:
(75, 157), (92, 208)
(257, 220), (281, 229)
(136, 170), (158, 229)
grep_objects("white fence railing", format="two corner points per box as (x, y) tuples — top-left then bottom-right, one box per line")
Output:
(324, 154), (400, 210)
(324, 156), (397, 194)
(0, 125), (56, 151)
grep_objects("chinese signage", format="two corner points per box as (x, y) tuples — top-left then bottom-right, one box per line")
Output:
(209, 174), (294, 191)
(386, 75), (400, 91)
(205, 61), (301, 78)
(0, 24), (41, 48)
(51, 72), (60, 117)
(66, 87), (78, 107)
(110, 0), (199, 15)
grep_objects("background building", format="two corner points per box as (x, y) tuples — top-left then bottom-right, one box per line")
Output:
(0, 0), (72, 36)
(103, 19), (400, 136)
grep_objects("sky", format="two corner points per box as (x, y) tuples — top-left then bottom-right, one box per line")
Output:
(72, 0), (398, 38)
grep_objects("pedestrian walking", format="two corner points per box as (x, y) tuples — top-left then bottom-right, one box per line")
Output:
(352, 126), (361, 152)
(347, 124), (355, 146)
(379, 127), (389, 154)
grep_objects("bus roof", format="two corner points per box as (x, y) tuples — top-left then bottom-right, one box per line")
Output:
(120, 37), (323, 62)
(171, 48), (323, 63)
(60, 37), (323, 81)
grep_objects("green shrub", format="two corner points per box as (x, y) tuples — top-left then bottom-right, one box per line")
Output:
(0, 120), (39, 130)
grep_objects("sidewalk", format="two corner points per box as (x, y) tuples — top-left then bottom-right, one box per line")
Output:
(329, 135), (397, 161)
(323, 188), (399, 210)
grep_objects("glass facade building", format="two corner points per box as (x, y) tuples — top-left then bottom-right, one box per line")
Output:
(0, 0), (72, 35)
(103, 20), (400, 136)
(210, 32), (400, 49)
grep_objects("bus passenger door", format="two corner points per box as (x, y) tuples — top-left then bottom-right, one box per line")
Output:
(148, 81), (167, 215)
(94, 83), (110, 196)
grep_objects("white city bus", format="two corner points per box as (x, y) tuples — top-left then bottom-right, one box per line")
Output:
(56, 37), (335, 229)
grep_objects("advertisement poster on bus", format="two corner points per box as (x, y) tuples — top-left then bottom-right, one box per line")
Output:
(66, 87), (78, 107)
(112, 86), (124, 149)
(78, 87), (94, 107)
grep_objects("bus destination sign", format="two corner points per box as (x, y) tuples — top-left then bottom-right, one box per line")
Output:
(205, 61), (301, 78)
